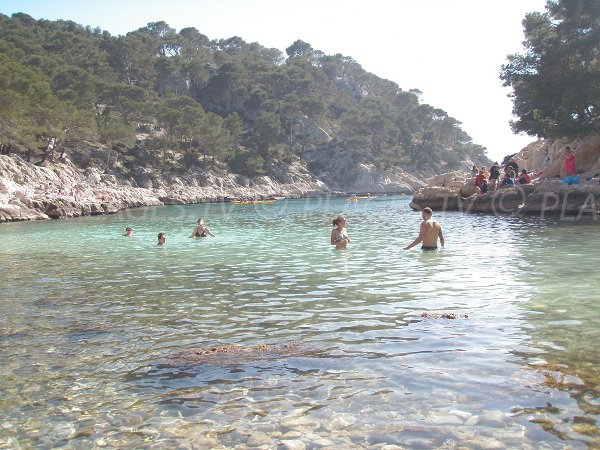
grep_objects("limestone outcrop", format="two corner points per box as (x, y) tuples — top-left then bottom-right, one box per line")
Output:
(0, 155), (329, 222)
(511, 135), (600, 179)
(336, 163), (423, 194)
(409, 135), (600, 218)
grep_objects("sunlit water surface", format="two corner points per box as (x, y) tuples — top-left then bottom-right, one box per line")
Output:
(1, 197), (599, 449)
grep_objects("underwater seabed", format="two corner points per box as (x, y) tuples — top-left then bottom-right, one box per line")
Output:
(1, 197), (599, 448)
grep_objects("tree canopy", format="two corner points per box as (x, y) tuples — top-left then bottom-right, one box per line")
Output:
(500, 0), (600, 139)
(0, 12), (489, 177)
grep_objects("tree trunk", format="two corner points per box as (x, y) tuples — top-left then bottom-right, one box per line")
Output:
(105, 145), (112, 173)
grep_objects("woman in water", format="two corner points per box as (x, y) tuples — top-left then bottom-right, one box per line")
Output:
(331, 215), (351, 249)
(190, 217), (215, 238)
(157, 232), (166, 245)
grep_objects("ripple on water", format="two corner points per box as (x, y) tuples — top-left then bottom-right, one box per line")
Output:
(1, 198), (599, 448)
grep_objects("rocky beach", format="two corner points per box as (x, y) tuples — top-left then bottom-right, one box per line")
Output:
(0, 152), (424, 223)
(410, 135), (600, 218)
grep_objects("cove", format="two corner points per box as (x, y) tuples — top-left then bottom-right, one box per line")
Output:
(1, 196), (599, 448)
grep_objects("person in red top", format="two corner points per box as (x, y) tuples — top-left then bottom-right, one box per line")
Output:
(518, 169), (532, 184)
(564, 146), (576, 176)
(474, 169), (486, 190)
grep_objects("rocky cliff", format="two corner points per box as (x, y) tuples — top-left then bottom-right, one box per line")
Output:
(0, 155), (331, 222)
(0, 152), (424, 223)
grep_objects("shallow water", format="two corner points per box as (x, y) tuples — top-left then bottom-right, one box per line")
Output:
(1, 196), (599, 449)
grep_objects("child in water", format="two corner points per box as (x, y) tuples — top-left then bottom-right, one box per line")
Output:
(331, 215), (351, 249)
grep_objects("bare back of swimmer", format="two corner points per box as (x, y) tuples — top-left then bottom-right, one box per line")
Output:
(404, 207), (444, 251)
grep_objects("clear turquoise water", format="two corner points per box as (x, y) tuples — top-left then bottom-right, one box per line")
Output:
(1, 196), (599, 448)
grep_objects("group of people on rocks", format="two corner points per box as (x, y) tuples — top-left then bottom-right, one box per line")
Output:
(470, 157), (534, 194)
(470, 146), (578, 194)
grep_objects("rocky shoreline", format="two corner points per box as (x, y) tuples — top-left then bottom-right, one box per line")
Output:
(410, 136), (600, 219)
(3, 134), (599, 223)
(0, 154), (423, 223)
(0, 155), (328, 223)
(409, 172), (600, 218)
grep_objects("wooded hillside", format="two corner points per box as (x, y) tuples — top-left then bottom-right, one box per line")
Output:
(0, 13), (490, 181)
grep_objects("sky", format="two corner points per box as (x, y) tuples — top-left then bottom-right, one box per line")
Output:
(0, 0), (548, 163)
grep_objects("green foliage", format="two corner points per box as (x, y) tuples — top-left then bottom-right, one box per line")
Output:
(0, 12), (491, 174)
(501, 0), (600, 138)
(252, 112), (283, 157)
(244, 153), (266, 176)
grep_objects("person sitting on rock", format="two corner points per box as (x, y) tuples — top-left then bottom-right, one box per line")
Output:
(518, 169), (532, 185)
(499, 172), (515, 188)
(475, 169), (486, 190)
(480, 179), (489, 194)
(190, 217), (215, 238)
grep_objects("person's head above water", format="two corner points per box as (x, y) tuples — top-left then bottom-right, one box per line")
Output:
(158, 232), (166, 245)
(125, 226), (133, 236)
(332, 215), (346, 227)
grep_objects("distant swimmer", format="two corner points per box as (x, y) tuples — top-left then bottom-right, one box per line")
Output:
(331, 215), (351, 249)
(404, 207), (444, 251)
(124, 226), (133, 236)
(158, 232), (166, 246)
(190, 217), (215, 238)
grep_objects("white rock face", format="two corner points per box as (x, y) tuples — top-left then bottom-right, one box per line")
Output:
(0, 155), (329, 222)
(329, 163), (424, 194)
(512, 134), (600, 179)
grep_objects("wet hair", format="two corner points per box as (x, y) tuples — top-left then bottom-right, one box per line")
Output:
(332, 215), (346, 226)
(422, 207), (433, 216)
(125, 226), (132, 232)
(158, 232), (166, 240)
(197, 217), (204, 224)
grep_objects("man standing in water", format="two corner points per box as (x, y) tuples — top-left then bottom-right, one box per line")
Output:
(404, 207), (444, 251)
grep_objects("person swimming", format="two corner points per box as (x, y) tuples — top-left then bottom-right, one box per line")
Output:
(331, 215), (351, 249)
(158, 232), (166, 246)
(190, 217), (215, 238)
(124, 226), (133, 236)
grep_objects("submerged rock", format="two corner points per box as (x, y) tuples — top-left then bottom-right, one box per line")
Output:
(167, 341), (327, 366)
(420, 313), (468, 320)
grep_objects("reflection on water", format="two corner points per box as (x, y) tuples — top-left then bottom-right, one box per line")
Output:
(1, 197), (599, 448)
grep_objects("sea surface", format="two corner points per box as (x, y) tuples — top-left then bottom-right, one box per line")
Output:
(1, 196), (599, 449)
